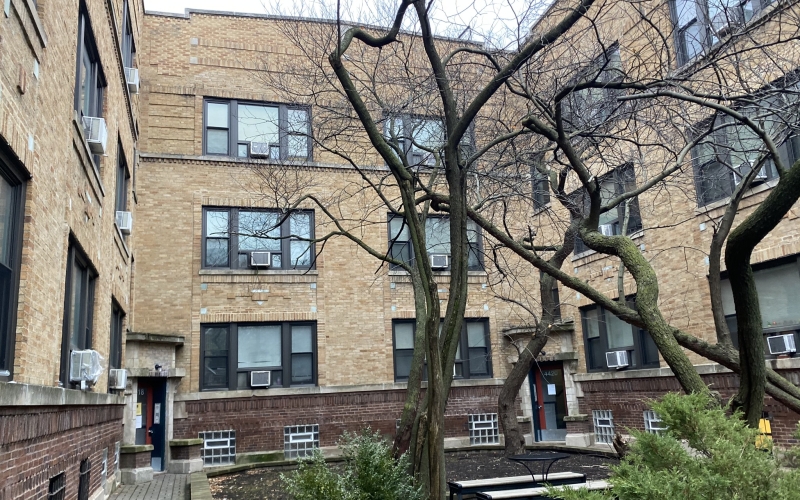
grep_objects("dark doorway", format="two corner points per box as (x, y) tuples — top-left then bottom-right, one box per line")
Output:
(134, 378), (167, 470)
(529, 362), (568, 442)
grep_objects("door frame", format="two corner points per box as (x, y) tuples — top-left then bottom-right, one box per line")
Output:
(529, 361), (568, 442)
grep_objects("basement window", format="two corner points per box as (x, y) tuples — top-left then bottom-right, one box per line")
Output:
(284, 424), (319, 459)
(592, 410), (615, 444)
(468, 413), (499, 445)
(47, 473), (66, 500)
(199, 430), (236, 465)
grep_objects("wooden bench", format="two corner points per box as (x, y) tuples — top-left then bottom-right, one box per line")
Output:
(448, 472), (586, 500)
(475, 479), (610, 500)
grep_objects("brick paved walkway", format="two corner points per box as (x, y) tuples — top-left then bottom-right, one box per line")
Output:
(109, 474), (188, 500)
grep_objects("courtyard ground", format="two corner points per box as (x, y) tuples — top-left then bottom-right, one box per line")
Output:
(208, 449), (618, 500)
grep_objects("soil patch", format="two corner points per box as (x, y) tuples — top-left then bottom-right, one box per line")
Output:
(209, 450), (618, 500)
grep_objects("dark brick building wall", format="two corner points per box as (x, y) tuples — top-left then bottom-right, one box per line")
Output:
(0, 405), (123, 500)
(175, 385), (511, 453)
(579, 369), (800, 446)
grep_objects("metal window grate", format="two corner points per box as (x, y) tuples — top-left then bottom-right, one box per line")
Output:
(77, 459), (91, 500)
(468, 413), (499, 445)
(592, 410), (615, 444)
(199, 430), (236, 465)
(47, 472), (66, 500)
(284, 424), (319, 459)
(114, 442), (120, 473)
(101, 448), (108, 489)
(643, 410), (666, 434)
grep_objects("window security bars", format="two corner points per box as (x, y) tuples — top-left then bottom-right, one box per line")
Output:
(47, 473), (66, 500)
(77, 459), (91, 500)
(644, 410), (667, 434)
(284, 424), (320, 459)
(468, 413), (500, 445)
(593, 410), (615, 444)
(199, 430), (236, 465)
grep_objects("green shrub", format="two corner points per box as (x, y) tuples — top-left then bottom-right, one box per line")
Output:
(281, 428), (423, 500)
(551, 392), (800, 500)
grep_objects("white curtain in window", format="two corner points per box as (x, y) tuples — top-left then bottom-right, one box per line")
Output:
(606, 311), (634, 349)
(238, 325), (281, 367)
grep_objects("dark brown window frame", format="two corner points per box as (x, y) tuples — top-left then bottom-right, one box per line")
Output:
(121, 0), (136, 70)
(200, 321), (317, 391)
(392, 318), (492, 382)
(387, 214), (484, 271)
(202, 99), (312, 160)
(0, 146), (28, 382)
(580, 297), (660, 372)
(109, 300), (124, 370)
(74, 4), (105, 119)
(59, 239), (97, 386)
(201, 207), (315, 271)
(115, 141), (130, 214)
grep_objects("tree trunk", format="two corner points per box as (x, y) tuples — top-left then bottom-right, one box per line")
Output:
(499, 333), (549, 456)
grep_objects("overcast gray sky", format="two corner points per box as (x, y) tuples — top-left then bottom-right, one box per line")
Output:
(143, 0), (547, 47)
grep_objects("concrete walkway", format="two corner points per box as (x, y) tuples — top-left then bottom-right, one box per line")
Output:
(109, 474), (188, 500)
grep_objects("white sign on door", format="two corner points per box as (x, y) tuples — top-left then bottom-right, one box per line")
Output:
(547, 384), (557, 396)
(153, 403), (161, 425)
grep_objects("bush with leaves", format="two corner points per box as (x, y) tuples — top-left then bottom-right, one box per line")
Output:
(281, 428), (423, 500)
(550, 392), (800, 500)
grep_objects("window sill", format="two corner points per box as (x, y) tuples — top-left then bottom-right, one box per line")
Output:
(199, 269), (318, 276)
(113, 223), (130, 260)
(570, 229), (644, 263)
(695, 178), (778, 217)
(388, 270), (488, 276)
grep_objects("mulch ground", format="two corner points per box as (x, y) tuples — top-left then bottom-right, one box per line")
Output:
(209, 449), (618, 500)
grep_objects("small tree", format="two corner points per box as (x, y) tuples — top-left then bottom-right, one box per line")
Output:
(552, 392), (800, 500)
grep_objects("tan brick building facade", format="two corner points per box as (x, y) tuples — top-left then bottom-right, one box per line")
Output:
(2, 1), (800, 498)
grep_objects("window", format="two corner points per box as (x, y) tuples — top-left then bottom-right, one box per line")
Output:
(109, 302), (124, 370)
(571, 164), (643, 254)
(468, 414), (500, 445)
(562, 45), (624, 130)
(284, 424), (320, 459)
(388, 215), (482, 271)
(719, 256), (800, 351)
(74, 5), (105, 119)
(532, 166), (551, 210)
(101, 448), (108, 489)
(670, 0), (774, 66)
(643, 410), (667, 434)
(580, 298), (660, 372)
(199, 430), (236, 465)
(203, 99), (311, 160)
(0, 148), (27, 381)
(47, 472), (66, 500)
(77, 459), (90, 500)
(121, 0), (136, 70)
(115, 145), (130, 214)
(392, 318), (491, 382)
(60, 241), (97, 385)
(693, 108), (799, 206)
(592, 410), (615, 444)
(200, 321), (316, 390)
(383, 115), (473, 167)
(202, 208), (313, 270)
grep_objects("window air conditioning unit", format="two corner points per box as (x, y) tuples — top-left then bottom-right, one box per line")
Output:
(70, 349), (103, 385)
(250, 370), (271, 387)
(735, 162), (768, 185)
(124, 67), (139, 94)
(116, 211), (133, 235)
(250, 251), (272, 268)
(81, 116), (108, 155)
(767, 334), (797, 355)
(250, 142), (271, 158)
(430, 254), (449, 270)
(108, 368), (128, 390)
(599, 224), (615, 236)
(606, 350), (629, 369)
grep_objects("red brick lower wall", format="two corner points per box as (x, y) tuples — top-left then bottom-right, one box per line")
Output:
(578, 370), (800, 446)
(0, 404), (124, 500)
(175, 385), (511, 453)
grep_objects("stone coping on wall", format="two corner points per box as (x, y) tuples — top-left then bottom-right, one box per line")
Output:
(574, 358), (800, 383)
(170, 438), (204, 447)
(175, 377), (506, 401)
(127, 332), (186, 345)
(0, 380), (124, 406)
(127, 368), (186, 379)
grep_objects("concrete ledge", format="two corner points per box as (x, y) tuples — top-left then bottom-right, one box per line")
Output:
(189, 472), (213, 500)
(127, 332), (185, 345)
(563, 414), (589, 422)
(171, 438), (203, 446)
(120, 467), (153, 485)
(169, 458), (204, 474)
(565, 433), (596, 448)
(576, 358), (800, 383)
(127, 368), (186, 378)
(176, 377), (506, 401)
(121, 445), (154, 453)
(0, 381), (124, 406)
